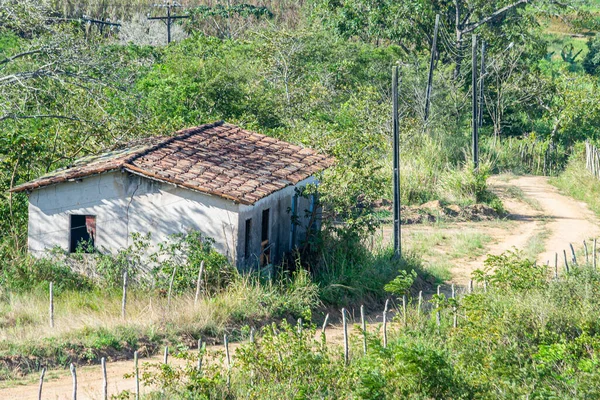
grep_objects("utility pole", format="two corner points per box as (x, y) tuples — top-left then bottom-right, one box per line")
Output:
(147, 1), (189, 44)
(392, 66), (401, 258)
(478, 40), (485, 128)
(472, 35), (479, 170)
(424, 14), (440, 122)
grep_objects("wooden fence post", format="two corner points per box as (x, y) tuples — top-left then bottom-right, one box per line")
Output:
(197, 338), (203, 370)
(584, 240), (589, 264)
(38, 367), (46, 400)
(402, 295), (407, 327)
(563, 250), (569, 273)
(342, 308), (349, 366)
(383, 299), (389, 348)
(360, 305), (367, 355)
(417, 291), (423, 316)
(49, 282), (54, 329)
(101, 357), (107, 400)
(595, 239), (597, 270)
(297, 318), (303, 335)
(164, 346), (168, 365)
(121, 271), (128, 320)
(321, 313), (329, 335)
(224, 334), (231, 368)
(570, 243), (577, 265)
(436, 285), (441, 327)
(167, 266), (176, 308)
(451, 284), (457, 328)
(194, 260), (205, 305)
(134, 351), (140, 400)
(70, 363), (77, 400)
(469, 280), (473, 294)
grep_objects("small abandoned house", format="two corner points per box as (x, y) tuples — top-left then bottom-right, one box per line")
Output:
(11, 121), (334, 268)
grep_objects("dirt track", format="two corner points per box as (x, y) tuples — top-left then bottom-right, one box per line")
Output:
(451, 175), (600, 284)
(2, 175), (600, 399)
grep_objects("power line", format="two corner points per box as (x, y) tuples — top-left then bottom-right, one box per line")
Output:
(147, 1), (189, 44)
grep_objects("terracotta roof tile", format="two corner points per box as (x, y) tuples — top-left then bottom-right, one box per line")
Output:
(11, 121), (335, 204)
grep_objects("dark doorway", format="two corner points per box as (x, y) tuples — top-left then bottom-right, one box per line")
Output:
(70, 215), (96, 253)
(261, 208), (270, 265)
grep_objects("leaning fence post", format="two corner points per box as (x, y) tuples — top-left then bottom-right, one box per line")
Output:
(564, 250), (570, 273)
(121, 271), (128, 320)
(584, 240), (589, 264)
(134, 351), (140, 400)
(382, 299), (389, 348)
(570, 243), (577, 265)
(101, 357), (107, 400)
(70, 363), (77, 400)
(49, 282), (54, 329)
(342, 308), (349, 366)
(321, 313), (329, 342)
(38, 367), (46, 400)
(469, 280), (473, 293)
(164, 345), (168, 364)
(360, 305), (367, 355)
(194, 260), (205, 305)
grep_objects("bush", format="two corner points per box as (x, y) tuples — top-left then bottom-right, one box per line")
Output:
(151, 231), (235, 294)
(472, 249), (548, 291)
(0, 256), (94, 294)
(440, 159), (491, 204)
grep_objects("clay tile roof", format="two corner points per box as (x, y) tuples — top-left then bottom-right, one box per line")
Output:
(11, 121), (335, 205)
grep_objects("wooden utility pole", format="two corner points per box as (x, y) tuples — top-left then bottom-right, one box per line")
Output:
(392, 66), (401, 258)
(478, 40), (485, 127)
(148, 1), (189, 44)
(472, 35), (479, 170)
(424, 14), (440, 122)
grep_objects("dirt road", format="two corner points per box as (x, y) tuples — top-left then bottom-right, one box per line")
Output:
(453, 175), (600, 284)
(2, 175), (600, 399)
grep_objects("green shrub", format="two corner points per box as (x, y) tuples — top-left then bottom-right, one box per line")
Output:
(0, 256), (93, 294)
(440, 159), (491, 204)
(151, 231), (235, 294)
(472, 249), (548, 291)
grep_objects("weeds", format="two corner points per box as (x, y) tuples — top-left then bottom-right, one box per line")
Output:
(134, 252), (600, 399)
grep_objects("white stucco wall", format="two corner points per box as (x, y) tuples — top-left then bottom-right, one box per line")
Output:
(28, 171), (240, 262)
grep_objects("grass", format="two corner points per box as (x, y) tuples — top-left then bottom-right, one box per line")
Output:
(0, 272), (319, 379)
(505, 185), (543, 211)
(523, 227), (550, 261)
(550, 149), (600, 216)
(401, 226), (495, 284)
(133, 261), (600, 399)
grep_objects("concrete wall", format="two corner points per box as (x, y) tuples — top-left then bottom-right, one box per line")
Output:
(236, 177), (316, 270)
(28, 171), (240, 261)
